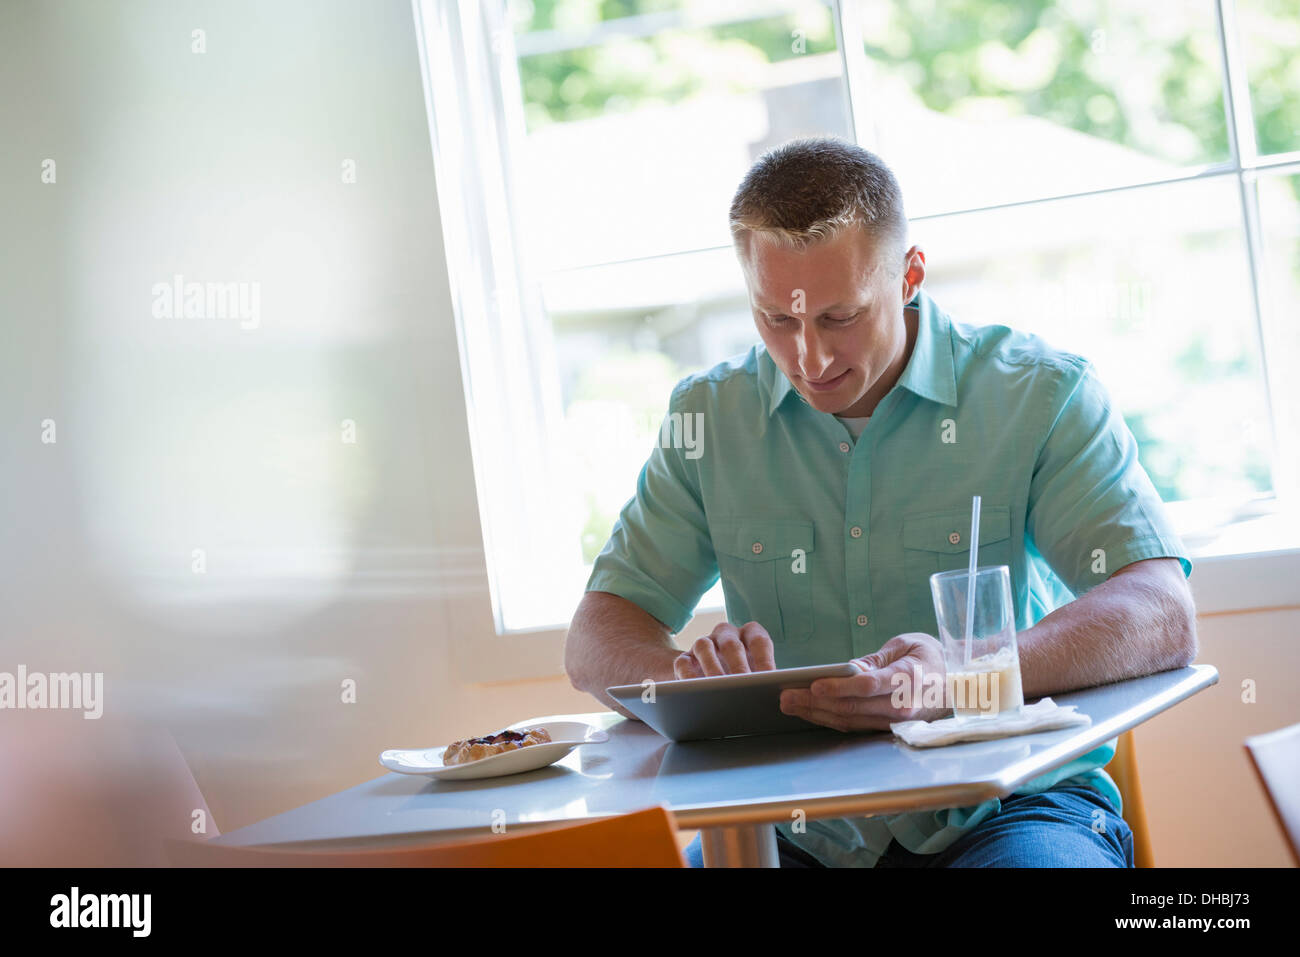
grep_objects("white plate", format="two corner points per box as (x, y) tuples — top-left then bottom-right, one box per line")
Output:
(378, 720), (610, 780)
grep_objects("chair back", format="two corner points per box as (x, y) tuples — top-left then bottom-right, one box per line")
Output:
(1244, 722), (1300, 866)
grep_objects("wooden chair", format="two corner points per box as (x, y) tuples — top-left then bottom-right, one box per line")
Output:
(1244, 721), (1300, 866)
(1104, 728), (1155, 868)
(166, 804), (686, 867)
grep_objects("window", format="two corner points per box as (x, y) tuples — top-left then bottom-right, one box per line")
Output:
(414, 0), (1300, 633)
(850, 0), (1230, 214)
(1237, 0), (1300, 156)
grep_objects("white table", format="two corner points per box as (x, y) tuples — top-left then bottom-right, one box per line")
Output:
(214, 665), (1217, 866)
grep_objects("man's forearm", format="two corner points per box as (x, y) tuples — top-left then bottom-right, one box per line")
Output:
(564, 591), (683, 720)
(1016, 560), (1197, 699)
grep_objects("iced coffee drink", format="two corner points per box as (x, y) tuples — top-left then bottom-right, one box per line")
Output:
(930, 564), (1024, 721)
(945, 645), (1024, 718)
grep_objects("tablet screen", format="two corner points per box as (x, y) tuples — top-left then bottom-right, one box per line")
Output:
(606, 662), (860, 741)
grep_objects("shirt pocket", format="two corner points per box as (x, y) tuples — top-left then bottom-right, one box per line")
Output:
(712, 518), (816, 643)
(901, 505), (1012, 630)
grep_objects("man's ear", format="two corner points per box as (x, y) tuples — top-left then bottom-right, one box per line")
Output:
(901, 245), (926, 300)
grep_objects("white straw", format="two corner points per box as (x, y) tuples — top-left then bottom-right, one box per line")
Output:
(964, 495), (980, 666)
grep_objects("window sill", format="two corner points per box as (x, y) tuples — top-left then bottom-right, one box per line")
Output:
(1182, 547), (1300, 616)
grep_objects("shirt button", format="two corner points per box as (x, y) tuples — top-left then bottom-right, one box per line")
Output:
(751, 542), (764, 555)
(850, 526), (863, 538)
(856, 614), (869, 627)
(838, 441), (851, 453)
(948, 531), (961, 545)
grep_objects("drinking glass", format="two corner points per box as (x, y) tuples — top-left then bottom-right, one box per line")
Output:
(929, 565), (1024, 720)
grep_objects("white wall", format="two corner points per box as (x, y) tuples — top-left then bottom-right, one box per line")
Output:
(1, 0), (1295, 866)
(0, 0), (542, 840)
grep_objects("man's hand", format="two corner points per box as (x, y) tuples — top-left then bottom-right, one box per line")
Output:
(674, 622), (776, 678)
(779, 632), (950, 732)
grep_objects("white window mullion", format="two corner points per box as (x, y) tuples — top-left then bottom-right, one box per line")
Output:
(1214, 0), (1291, 507)
(832, 0), (873, 147)
(1214, 0), (1259, 170)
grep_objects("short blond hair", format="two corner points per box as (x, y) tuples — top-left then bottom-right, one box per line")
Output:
(729, 135), (908, 268)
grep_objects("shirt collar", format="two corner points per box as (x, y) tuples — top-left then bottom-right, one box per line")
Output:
(762, 287), (958, 416)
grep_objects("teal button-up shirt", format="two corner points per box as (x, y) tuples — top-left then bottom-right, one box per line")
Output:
(586, 287), (1192, 867)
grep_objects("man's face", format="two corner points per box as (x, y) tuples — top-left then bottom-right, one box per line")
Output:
(740, 225), (922, 418)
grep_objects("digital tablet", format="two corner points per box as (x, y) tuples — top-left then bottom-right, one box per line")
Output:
(606, 662), (861, 742)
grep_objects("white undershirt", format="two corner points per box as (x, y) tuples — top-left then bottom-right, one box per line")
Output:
(836, 414), (871, 441)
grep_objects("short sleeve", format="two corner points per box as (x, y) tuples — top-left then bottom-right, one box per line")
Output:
(1026, 360), (1192, 597)
(584, 382), (719, 633)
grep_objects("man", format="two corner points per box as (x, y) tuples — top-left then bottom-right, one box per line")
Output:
(564, 136), (1197, 867)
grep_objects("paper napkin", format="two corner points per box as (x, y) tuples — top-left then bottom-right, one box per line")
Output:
(890, 697), (1091, 747)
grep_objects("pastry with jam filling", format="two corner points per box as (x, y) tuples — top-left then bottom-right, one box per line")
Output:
(442, 727), (552, 765)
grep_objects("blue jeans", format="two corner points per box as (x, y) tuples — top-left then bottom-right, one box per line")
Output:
(683, 784), (1134, 868)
